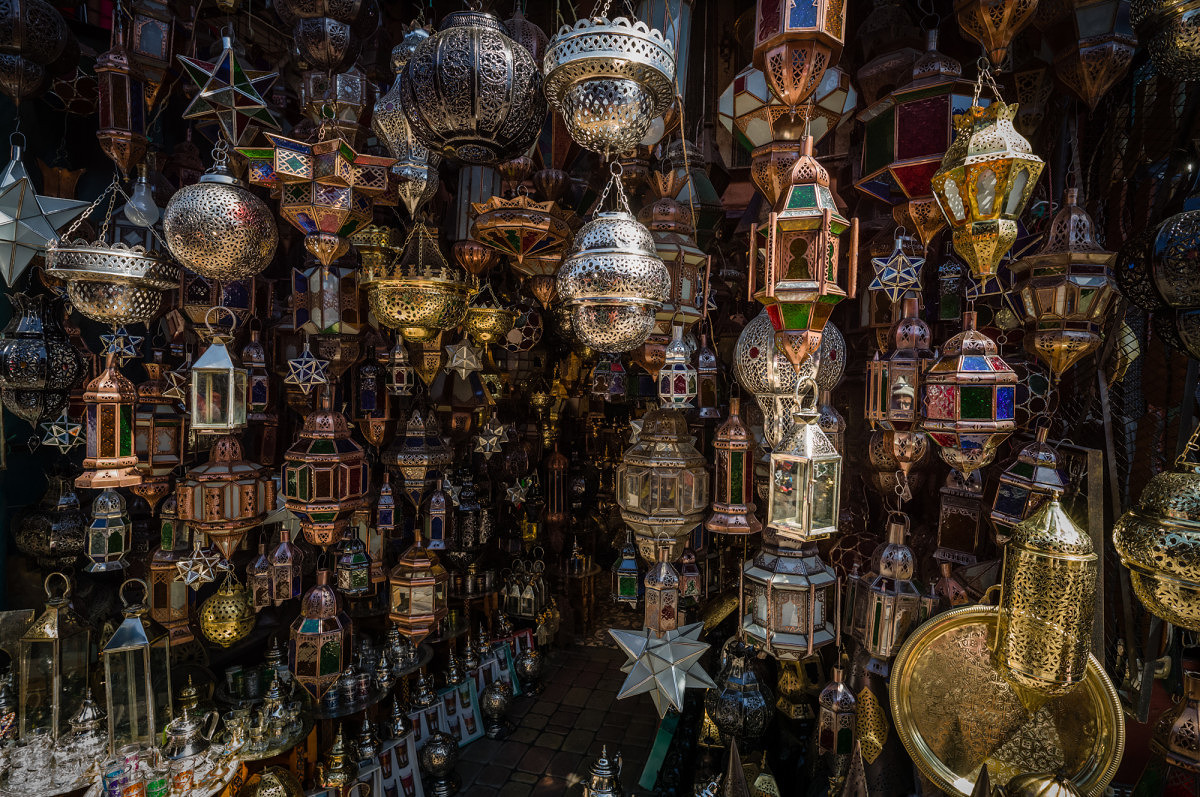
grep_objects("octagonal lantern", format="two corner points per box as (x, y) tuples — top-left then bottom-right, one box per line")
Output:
(990, 425), (1066, 541)
(388, 533), (448, 646)
(176, 435), (276, 561)
(718, 63), (857, 154)
(753, 0), (847, 112)
(1034, 0), (1137, 110)
(383, 409), (454, 507)
(288, 569), (351, 700)
(741, 536), (837, 660)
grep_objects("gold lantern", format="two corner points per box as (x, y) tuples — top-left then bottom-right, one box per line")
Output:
(190, 334), (248, 435)
(76, 353), (142, 490)
(101, 579), (172, 752)
(930, 92), (1044, 280)
(282, 389), (369, 548)
(19, 573), (90, 741)
(753, 0), (847, 111)
(288, 569), (352, 700)
(176, 435), (276, 562)
(990, 426), (1066, 542)
(463, 283), (518, 347)
(817, 667), (857, 789)
(1010, 189), (1118, 379)
(852, 513), (935, 671)
(383, 409), (454, 507)
(1146, 668), (1200, 788)
(132, 352), (185, 511)
(995, 495), (1097, 700)
(199, 574), (256, 648)
(921, 311), (1017, 476)
(765, 381), (841, 543)
(955, 0), (1040, 64)
(85, 489), (132, 573)
(644, 536), (681, 636)
(388, 533), (449, 646)
(705, 397), (762, 537)
(149, 496), (193, 643)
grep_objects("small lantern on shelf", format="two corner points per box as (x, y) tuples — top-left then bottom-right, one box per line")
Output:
(612, 530), (641, 607)
(937, 469), (986, 565)
(85, 490), (132, 573)
(76, 353), (142, 490)
(766, 381), (841, 544)
(101, 579), (172, 752)
(705, 397), (762, 537)
(149, 496), (193, 643)
(388, 533), (449, 645)
(288, 569), (352, 700)
(990, 425), (1065, 542)
(644, 535), (680, 636)
(190, 328), (248, 435)
(658, 325), (698, 410)
(19, 573), (90, 741)
(132, 352), (185, 511)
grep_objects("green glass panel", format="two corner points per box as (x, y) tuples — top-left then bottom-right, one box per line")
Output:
(286, 468), (299, 498)
(319, 640), (341, 676)
(779, 303), (811, 329)
(299, 467), (311, 501)
(618, 575), (637, 597)
(312, 511), (337, 521)
(730, 452), (744, 505)
(119, 406), (133, 457)
(959, 385), (994, 420)
(864, 107), (895, 174)
(786, 184), (818, 210)
(310, 440), (336, 455)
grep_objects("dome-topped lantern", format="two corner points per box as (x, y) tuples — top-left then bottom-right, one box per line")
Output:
(544, 15), (676, 157)
(401, 9), (546, 165)
(76, 353), (142, 490)
(175, 435), (275, 562)
(753, 0), (847, 112)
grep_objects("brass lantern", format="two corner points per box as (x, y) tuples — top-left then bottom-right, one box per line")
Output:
(1010, 189), (1118, 379)
(101, 579), (172, 753)
(995, 495), (1097, 698)
(190, 335), (248, 435)
(132, 352), (185, 511)
(85, 489), (132, 573)
(753, 0), (847, 111)
(149, 496), (194, 643)
(388, 533), (449, 646)
(1133, 0), (1200, 82)
(990, 426), (1066, 542)
(938, 468), (987, 565)
(199, 575), (256, 648)
(96, 18), (148, 175)
(372, 30), (442, 218)
(19, 572), (90, 741)
(922, 312), (1017, 476)
(765, 382), (841, 544)
(644, 536), (681, 635)
(76, 353), (142, 490)
(955, 0), (1039, 64)
(1146, 668), (1200, 788)
(1034, 0), (1137, 109)
(383, 409), (454, 507)
(288, 569), (352, 700)
(930, 96), (1044, 280)
(282, 390), (369, 548)
(658, 325), (697, 410)
(817, 668), (857, 789)
(176, 435), (276, 561)
(612, 530), (641, 606)
(706, 397), (762, 537)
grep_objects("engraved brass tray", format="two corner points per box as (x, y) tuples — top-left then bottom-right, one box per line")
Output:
(889, 605), (1123, 796)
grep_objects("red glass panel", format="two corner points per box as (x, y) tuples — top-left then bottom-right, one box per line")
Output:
(896, 95), (951, 160)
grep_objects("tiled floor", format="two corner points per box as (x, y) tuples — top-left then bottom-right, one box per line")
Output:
(456, 647), (659, 796)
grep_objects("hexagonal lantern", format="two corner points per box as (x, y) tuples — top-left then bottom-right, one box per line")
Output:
(638, 171), (706, 338)
(718, 63), (857, 153)
(76, 353), (142, 490)
(383, 409), (454, 508)
(753, 0), (847, 112)
(765, 380), (841, 544)
(176, 436), (276, 562)
(132, 352), (185, 511)
(288, 569), (351, 700)
(282, 389), (369, 548)
(388, 533), (449, 646)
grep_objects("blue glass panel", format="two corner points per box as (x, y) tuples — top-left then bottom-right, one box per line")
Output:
(961, 355), (990, 371)
(788, 0), (818, 28)
(996, 386), (1015, 420)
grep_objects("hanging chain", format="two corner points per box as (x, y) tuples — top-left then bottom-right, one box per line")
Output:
(972, 57), (1005, 107)
(593, 0), (612, 20)
(596, 161), (632, 215)
(1178, 423), (1200, 467)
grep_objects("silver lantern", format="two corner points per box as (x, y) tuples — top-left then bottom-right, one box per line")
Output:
(401, 10), (546, 165)
(544, 15), (676, 156)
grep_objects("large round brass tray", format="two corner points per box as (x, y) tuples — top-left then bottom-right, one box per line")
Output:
(889, 604), (1123, 796)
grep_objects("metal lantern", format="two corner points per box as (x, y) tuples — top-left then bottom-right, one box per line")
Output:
(101, 579), (172, 753)
(644, 536), (681, 635)
(373, 29), (443, 218)
(1146, 668), (1200, 789)
(282, 390), (369, 548)
(765, 382), (841, 543)
(85, 489), (131, 573)
(754, 136), (857, 369)
(464, 286), (518, 348)
(740, 529), (837, 659)
(198, 574), (256, 648)
(990, 426), (1066, 541)
(617, 408), (710, 561)
(293, 261), (365, 336)
(753, 0), (847, 111)
(333, 528), (372, 598)
(1132, 0), (1200, 82)
(176, 435), (276, 561)
(995, 495), (1097, 698)
(420, 479), (452, 552)
(658, 325), (697, 409)
(696, 336), (720, 420)
(706, 397), (762, 537)
(639, 171), (705, 337)
(247, 542), (273, 610)
(149, 496), (193, 643)
(353, 352), (393, 448)
(19, 572), (90, 741)
(383, 409), (454, 507)
(937, 468), (986, 565)
(14, 474), (87, 571)
(817, 667), (857, 789)
(269, 526), (304, 606)
(612, 530), (641, 606)
(1034, 0), (1136, 109)
(922, 312), (1017, 475)
(705, 640), (774, 745)
(388, 533), (449, 646)
(470, 195), (577, 268)
(95, 19), (147, 175)
(288, 569), (352, 700)
(930, 97), (1044, 280)
(190, 336), (248, 434)
(384, 341), (415, 397)
(544, 15), (675, 157)
(869, 232), (924, 303)
(76, 353), (142, 490)
(852, 514), (935, 671)
(1010, 188), (1118, 378)
(956, 0), (1039, 64)
(132, 352), (184, 510)
(0, 293), (86, 430)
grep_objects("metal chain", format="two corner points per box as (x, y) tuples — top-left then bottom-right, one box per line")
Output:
(1178, 423), (1200, 467)
(60, 177), (120, 241)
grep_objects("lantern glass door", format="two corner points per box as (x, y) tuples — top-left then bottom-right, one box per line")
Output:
(810, 460), (838, 533)
(769, 457), (806, 536)
(194, 369), (231, 429)
(104, 638), (170, 749)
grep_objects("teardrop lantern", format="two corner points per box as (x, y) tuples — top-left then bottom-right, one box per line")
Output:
(0, 293), (85, 430)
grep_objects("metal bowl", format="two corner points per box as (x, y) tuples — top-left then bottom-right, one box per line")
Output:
(48, 240), (179, 325)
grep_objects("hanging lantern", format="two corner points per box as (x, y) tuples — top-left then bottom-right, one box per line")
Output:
(199, 575), (256, 648)
(752, 0), (847, 111)
(817, 667), (857, 789)
(765, 381), (841, 543)
(543, 15), (675, 157)
(937, 468), (986, 565)
(76, 353), (141, 490)
(740, 525), (837, 659)
(995, 495), (1097, 698)
(1010, 188), (1118, 379)
(288, 569), (352, 700)
(85, 489), (131, 573)
(922, 312), (1017, 475)
(242, 329), (272, 413)
(149, 496), (193, 643)
(930, 93), (1044, 281)
(679, 546), (703, 604)
(644, 536), (681, 635)
(754, 136), (857, 369)
(333, 528), (372, 598)
(292, 261), (365, 336)
(817, 390), (845, 455)
(733, 309), (819, 448)
(696, 336), (720, 420)
(282, 389), (369, 548)
(246, 542), (273, 611)
(373, 27), (442, 218)
(557, 176), (671, 354)
(353, 352), (393, 448)
(464, 283), (518, 347)
(95, 19), (147, 175)
(1132, 0), (1200, 82)
(869, 231), (924, 303)
(705, 397), (762, 537)
(383, 409), (454, 507)
(384, 341), (415, 397)
(471, 195), (577, 268)
(18, 572), (90, 741)
(990, 426), (1066, 542)
(639, 171), (706, 336)
(1034, 0), (1136, 109)
(190, 334), (248, 435)
(612, 530), (641, 606)
(269, 526), (304, 606)
(131, 352), (184, 511)
(13, 474), (86, 571)
(101, 579), (172, 753)
(1145, 668), (1200, 792)
(176, 435), (275, 561)
(956, 0), (1039, 64)
(0, 293), (85, 430)
(705, 640), (775, 745)
(388, 533), (449, 645)
(658, 325), (698, 409)
(420, 479), (452, 552)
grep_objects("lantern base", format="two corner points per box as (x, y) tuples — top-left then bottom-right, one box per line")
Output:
(76, 466), (143, 490)
(425, 773), (460, 797)
(84, 559), (130, 574)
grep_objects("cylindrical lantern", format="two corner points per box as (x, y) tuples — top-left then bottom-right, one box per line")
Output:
(644, 536), (680, 635)
(288, 569), (352, 700)
(76, 353), (142, 490)
(85, 489), (132, 573)
(19, 572), (90, 741)
(705, 397), (762, 537)
(101, 579), (172, 753)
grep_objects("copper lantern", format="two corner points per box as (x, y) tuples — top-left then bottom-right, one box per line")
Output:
(149, 496), (194, 643)
(705, 397), (762, 537)
(76, 353), (142, 490)
(132, 352), (185, 511)
(955, 0), (1040, 65)
(176, 435), (276, 562)
(388, 533), (449, 646)
(753, 0), (847, 112)
(288, 569), (352, 700)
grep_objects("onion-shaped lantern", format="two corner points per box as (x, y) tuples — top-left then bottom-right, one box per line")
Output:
(956, 0), (1039, 64)
(921, 311), (1017, 476)
(0, 0), (72, 106)
(1133, 0), (1200, 82)
(817, 668), (857, 788)
(14, 474), (86, 571)
(544, 15), (676, 157)
(0, 293), (85, 429)
(401, 9), (546, 164)
(470, 195), (577, 268)
(556, 174), (670, 354)
(733, 310), (817, 448)
(288, 568), (351, 700)
(175, 435), (275, 561)
(1010, 189), (1118, 379)
(930, 96), (1044, 281)
(162, 154), (278, 281)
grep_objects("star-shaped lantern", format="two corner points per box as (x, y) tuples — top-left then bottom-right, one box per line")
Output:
(444, 339), (484, 381)
(163, 362), (189, 402)
(869, 234), (925, 303)
(474, 416), (509, 459)
(0, 140), (89, 286)
(609, 622), (716, 718)
(284, 343), (330, 395)
(177, 544), (227, 589)
(39, 411), (83, 453)
(101, 326), (145, 366)
(178, 35), (279, 147)
(505, 477), (531, 506)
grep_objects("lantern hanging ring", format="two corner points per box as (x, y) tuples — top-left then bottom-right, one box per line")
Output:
(119, 577), (150, 608)
(44, 571), (72, 600)
(9, 130), (24, 149)
(1178, 423), (1200, 467)
(203, 305), (239, 338)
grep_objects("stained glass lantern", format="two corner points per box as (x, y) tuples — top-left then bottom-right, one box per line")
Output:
(766, 382), (841, 544)
(990, 425), (1066, 542)
(19, 572), (90, 741)
(96, 19), (148, 176)
(269, 527), (304, 606)
(937, 468), (986, 565)
(76, 353), (142, 490)
(149, 496), (193, 643)
(679, 546), (703, 605)
(288, 569), (352, 700)
(1010, 188), (1118, 379)
(132, 353), (185, 511)
(658, 325), (698, 410)
(246, 542), (273, 611)
(930, 97), (1044, 280)
(639, 172), (706, 337)
(176, 435), (276, 561)
(384, 341), (415, 397)
(753, 0), (847, 112)
(817, 668), (857, 788)
(753, 136), (857, 369)
(956, 0), (1039, 65)
(388, 533), (448, 645)
(101, 579), (172, 752)
(717, 63), (857, 157)
(283, 389), (369, 548)
(383, 409), (454, 507)
(706, 397), (762, 537)
(470, 195), (576, 269)
(190, 336), (248, 435)
(353, 352), (393, 448)
(1033, 0), (1136, 109)
(334, 529), (372, 598)
(868, 232), (924, 303)
(293, 263), (365, 336)
(612, 530), (641, 606)
(85, 489), (132, 573)
(644, 536), (681, 636)
(852, 513), (935, 673)
(922, 311), (1017, 475)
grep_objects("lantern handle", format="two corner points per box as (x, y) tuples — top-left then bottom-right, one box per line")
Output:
(44, 571), (72, 601)
(203, 305), (239, 338)
(119, 578), (150, 609)
(793, 376), (819, 415)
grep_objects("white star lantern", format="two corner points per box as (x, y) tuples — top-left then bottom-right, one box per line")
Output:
(177, 545), (227, 589)
(0, 141), (89, 286)
(869, 244), (924, 303)
(39, 411), (82, 453)
(474, 416), (509, 459)
(608, 622), (716, 718)
(444, 339), (484, 381)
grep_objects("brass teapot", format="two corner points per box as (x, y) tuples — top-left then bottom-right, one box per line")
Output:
(163, 703), (220, 759)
